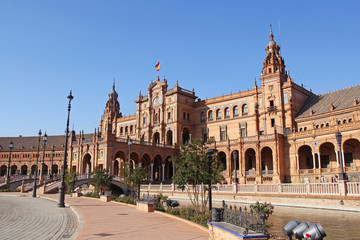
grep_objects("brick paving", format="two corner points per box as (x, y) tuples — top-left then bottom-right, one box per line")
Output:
(0, 193), (208, 240)
(0, 194), (78, 240)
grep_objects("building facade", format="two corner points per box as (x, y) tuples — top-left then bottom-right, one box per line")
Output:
(1, 30), (360, 185)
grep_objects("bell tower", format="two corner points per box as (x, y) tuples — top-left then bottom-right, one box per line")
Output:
(261, 26), (287, 81)
(258, 27), (289, 135)
(101, 81), (121, 136)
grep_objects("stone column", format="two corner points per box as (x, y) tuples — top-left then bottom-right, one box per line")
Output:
(317, 152), (320, 169)
(336, 150), (339, 168)
(162, 164), (165, 181)
(312, 153), (316, 169)
(296, 154), (299, 170)
(150, 163), (154, 181)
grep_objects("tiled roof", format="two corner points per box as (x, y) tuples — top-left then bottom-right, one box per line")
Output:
(0, 135), (65, 150)
(296, 84), (360, 118)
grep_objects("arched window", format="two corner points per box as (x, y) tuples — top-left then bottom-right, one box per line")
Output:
(208, 110), (213, 121)
(315, 125), (319, 129)
(349, 118), (353, 123)
(343, 119), (347, 124)
(242, 104), (248, 116)
(233, 106), (239, 117)
(216, 109), (221, 120)
(154, 113), (159, 124)
(320, 124), (324, 128)
(130, 125), (133, 134)
(125, 126), (128, 134)
(299, 128), (303, 132)
(304, 127), (307, 131)
(224, 107), (230, 119)
(120, 127), (123, 135)
(337, 120), (341, 125)
(200, 112), (206, 123)
(326, 123), (330, 127)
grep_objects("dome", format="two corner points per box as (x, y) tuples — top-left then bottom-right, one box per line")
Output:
(267, 40), (276, 48)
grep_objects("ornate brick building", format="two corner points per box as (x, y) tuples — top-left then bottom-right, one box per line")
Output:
(1, 30), (360, 184)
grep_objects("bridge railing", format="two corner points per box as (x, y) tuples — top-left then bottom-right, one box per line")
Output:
(140, 181), (360, 196)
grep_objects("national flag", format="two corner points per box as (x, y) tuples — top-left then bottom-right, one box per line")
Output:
(155, 61), (160, 71)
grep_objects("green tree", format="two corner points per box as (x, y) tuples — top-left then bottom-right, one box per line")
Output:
(65, 170), (77, 194)
(120, 162), (148, 200)
(93, 168), (113, 194)
(171, 139), (224, 214)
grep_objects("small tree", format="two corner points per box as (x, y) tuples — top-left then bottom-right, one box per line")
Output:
(93, 168), (113, 195)
(171, 139), (224, 214)
(65, 170), (77, 194)
(120, 162), (147, 200)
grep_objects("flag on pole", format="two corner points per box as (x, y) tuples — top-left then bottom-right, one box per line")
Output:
(155, 61), (160, 71)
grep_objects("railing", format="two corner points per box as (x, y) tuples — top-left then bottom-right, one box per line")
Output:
(346, 182), (360, 196)
(140, 182), (360, 196)
(310, 183), (339, 195)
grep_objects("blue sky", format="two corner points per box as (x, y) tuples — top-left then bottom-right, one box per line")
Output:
(1, 1), (359, 137)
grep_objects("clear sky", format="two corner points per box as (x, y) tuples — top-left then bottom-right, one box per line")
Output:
(1, 1), (359, 137)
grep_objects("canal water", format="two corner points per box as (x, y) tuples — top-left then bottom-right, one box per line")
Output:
(175, 198), (360, 239)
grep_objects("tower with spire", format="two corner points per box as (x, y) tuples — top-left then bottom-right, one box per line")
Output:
(101, 81), (121, 136)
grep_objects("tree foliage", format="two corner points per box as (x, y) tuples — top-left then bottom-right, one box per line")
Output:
(171, 139), (224, 214)
(120, 162), (148, 199)
(65, 170), (77, 194)
(93, 168), (113, 194)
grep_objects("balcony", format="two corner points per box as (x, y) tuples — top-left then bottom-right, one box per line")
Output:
(267, 106), (277, 112)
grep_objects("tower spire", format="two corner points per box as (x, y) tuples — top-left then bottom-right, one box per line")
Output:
(270, 24), (274, 41)
(113, 78), (115, 90)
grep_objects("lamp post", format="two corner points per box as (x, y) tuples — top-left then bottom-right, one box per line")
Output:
(128, 139), (132, 166)
(32, 130), (42, 197)
(335, 131), (345, 180)
(50, 148), (55, 179)
(207, 148), (215, 211)
(232, 151), (238, 184)
(6, 140), (14, 188)
(40, 132), (48, 183)
(58, 91), (73, 208)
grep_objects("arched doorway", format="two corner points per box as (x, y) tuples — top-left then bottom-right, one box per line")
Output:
(141, 154), (151, 181)
(153, 132), (160, 144)
(298, 145), (314, 169)
(114, 151), (126, 175)
(10, 165), (17, 176)
(82, 154), (92, 174)
(31, 165), (36, 175)
(166, 130), (173, 145)
(245, 148), (256, 174)
(114, 160), (119, 176)
(43, 165), (48, 176)
(182, 128), (190, 144)
(319, 142), (336, 169)
(230, 150), (239, 182)
(343, 138), (360, 167)
(1, 165), (7, 176)
(165, 156), (173, 182)
(218, 151), (227, 171)
(21, 165), (28, 175)
(53, 164), (59, 175)
(153, 155), (162, 181)
(261, 147), (273, 174)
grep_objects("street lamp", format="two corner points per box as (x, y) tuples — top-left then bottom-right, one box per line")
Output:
(58, 90), (74, 208)
(40, 132), (48, 183)
(335, 131), (346, 180)
(232, 151), (238, 183)
(128, 139), (132, 166)
(6, 140), (14, 188)
(207, 148), (215, 211)
(50, 148), (55, 178)
(32, 130), (42, 197)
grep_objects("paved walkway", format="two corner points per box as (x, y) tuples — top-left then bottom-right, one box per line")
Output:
(1, 193), (208, 240)
(0, 194), (78, 240)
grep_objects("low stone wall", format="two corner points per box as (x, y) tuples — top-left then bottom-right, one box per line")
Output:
(142, 190), (360, 211)
(136, 201), (156, 212)
(208, 222), (268, 240)
(100, 195), (112, 202)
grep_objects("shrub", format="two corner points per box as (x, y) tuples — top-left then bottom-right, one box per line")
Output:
(166, 206), (210, 228)
(83, 192), (100, 198)
(114, 196), (137, 205)
(0, 189), (20, 192)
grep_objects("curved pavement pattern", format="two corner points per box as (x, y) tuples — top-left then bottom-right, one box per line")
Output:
(0, 195), (79, 240)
